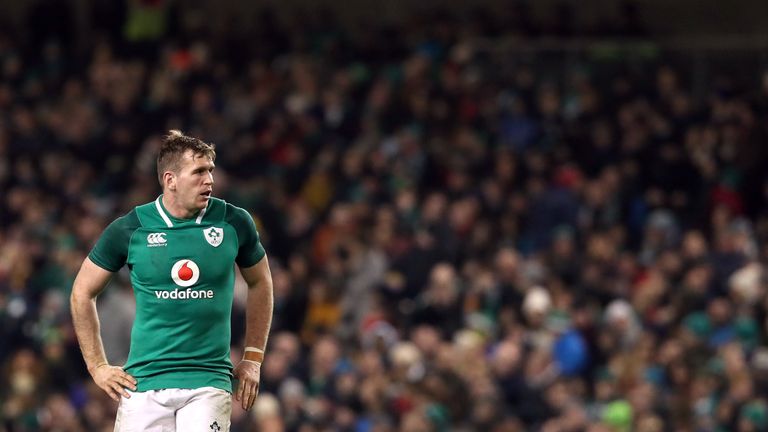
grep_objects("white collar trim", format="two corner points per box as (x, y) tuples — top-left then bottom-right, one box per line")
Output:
(155, 195), (208, 226)
(155, 196), (173, 227)
(195, 206), (207, 224)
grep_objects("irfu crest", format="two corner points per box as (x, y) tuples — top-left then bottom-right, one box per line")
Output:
(203, 227), (224, 247)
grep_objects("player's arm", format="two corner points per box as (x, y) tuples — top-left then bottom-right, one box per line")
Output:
(70, 257), (137, 401)
(233, 254), (274, 410)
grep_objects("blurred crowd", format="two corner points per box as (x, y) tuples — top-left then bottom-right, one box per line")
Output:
(2, 1), (768, 431)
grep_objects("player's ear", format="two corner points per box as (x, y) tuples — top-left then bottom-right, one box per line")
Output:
(163, 171), (177, 192)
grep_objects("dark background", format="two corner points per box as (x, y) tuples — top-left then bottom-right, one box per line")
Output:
(1, 1), (768, 431)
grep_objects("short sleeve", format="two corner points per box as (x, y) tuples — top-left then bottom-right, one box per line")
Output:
(227, 205), (266, 268)
(88, 210), (140, 272)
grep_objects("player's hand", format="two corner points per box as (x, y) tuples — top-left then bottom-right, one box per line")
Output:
(90, 364), (137, 401)
(233, 360), (261, 411)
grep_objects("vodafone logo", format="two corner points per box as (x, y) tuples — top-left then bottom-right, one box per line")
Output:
(171, 259), (200, 287)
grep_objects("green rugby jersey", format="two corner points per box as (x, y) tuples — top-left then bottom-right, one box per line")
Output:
(88, 196), (265, 393)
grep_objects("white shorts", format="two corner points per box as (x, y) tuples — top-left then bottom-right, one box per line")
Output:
(114, 387), (232, 432)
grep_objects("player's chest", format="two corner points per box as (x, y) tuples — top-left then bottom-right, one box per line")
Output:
(127, 225), (238, 282)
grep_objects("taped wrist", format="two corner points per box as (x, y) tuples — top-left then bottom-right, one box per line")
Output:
(243, 347), (264, 364)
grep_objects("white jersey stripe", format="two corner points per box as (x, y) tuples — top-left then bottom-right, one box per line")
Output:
(155, 196), (173, 228)
(195, 205), (207, 224)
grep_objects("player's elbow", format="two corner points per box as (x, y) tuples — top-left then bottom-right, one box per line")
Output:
(247, 277), (273, 292)
(70, 283), (89, 309)
(70, 277), (98, 306)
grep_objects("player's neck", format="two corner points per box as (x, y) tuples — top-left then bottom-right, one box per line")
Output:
(161, 193), (200, 220)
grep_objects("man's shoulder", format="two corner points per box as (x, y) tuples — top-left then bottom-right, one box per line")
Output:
(206, 197), (249, 221)
(90, 208), (142, 271)
(133, 198), (170, 228)
(202, 196), (229, 223)
(216, 198), (253, 226)
(109, 208), (142, 231)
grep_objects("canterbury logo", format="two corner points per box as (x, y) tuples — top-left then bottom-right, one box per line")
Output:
(147, 233), (167, 247)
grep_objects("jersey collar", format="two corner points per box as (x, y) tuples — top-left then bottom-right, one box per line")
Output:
(154, 195), (209, 227)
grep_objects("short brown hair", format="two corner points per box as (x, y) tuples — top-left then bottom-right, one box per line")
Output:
(157, 130), (216, 186)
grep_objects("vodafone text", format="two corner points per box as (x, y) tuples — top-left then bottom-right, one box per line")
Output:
(155, 288), (214, 299)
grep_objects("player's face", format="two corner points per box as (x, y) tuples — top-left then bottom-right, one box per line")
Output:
(174, 150), (215, 212)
